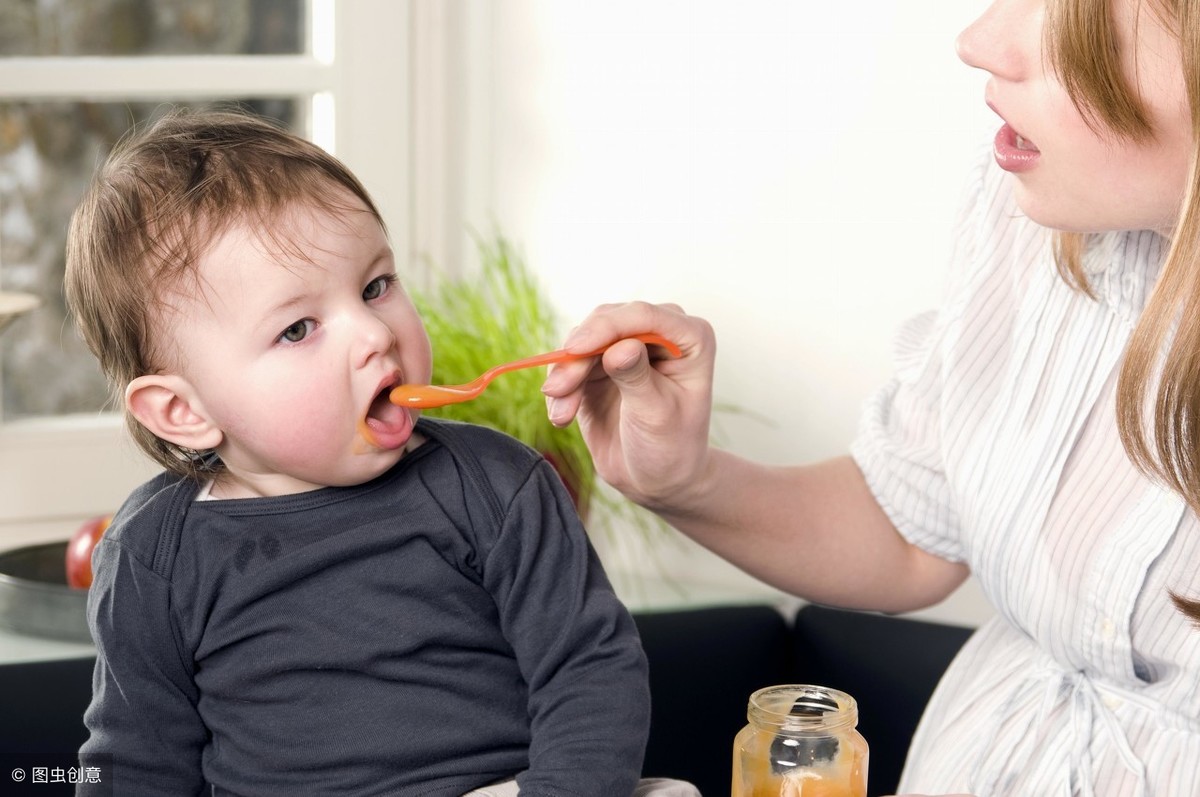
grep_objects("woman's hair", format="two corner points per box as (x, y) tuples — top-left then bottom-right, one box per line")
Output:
(1046, 0), (1200, 620)
(64, 108), (385, 478)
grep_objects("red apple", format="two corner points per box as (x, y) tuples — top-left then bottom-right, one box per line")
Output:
(65, 514), (111, 589)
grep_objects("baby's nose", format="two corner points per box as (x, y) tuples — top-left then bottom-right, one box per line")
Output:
(354, 312), (397, 365)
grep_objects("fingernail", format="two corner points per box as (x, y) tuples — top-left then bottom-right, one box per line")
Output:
(547, 397), (569, 426)
(613, 350), (640, 372)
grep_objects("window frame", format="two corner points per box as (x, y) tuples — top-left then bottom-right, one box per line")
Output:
(0, 0), (415, 547)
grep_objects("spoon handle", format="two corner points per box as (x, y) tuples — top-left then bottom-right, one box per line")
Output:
(478, 333), (680, 383)
(388, 333), (682, 409)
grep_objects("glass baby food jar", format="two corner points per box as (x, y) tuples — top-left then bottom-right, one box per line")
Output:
(732, 684), (868, 797)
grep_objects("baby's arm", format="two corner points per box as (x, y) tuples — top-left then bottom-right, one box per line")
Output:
(79, 536), (208, 796)
(484, 459), (649, 797)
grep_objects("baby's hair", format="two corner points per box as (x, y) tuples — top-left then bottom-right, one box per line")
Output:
(1045, 0), (1200, 619)
(64, 107), (385, 478)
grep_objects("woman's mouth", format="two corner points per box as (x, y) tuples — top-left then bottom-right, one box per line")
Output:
(993, 122), (1040, 173)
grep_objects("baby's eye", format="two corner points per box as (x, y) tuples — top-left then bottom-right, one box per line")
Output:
(363, 273), (398, 301)
(278, 319), (315, 344)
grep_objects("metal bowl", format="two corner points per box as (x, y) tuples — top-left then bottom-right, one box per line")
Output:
(0, 542), (92, 642)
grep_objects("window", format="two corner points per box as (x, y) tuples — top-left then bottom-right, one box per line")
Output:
(0, 0), (414, 546)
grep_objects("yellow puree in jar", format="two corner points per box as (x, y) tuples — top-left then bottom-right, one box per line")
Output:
(732, 727), (867, 797)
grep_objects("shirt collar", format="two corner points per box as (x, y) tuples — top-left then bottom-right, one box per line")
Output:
(1081, 230), (1168, 323)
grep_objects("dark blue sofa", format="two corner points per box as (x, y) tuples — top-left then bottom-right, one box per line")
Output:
(633, 603), (974, 796)
(0, 603), (972, 796)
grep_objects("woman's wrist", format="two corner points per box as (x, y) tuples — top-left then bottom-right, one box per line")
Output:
(641, 445), (725, 522)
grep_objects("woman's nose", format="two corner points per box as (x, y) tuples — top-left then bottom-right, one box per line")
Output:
(956, 0), (1034, 80)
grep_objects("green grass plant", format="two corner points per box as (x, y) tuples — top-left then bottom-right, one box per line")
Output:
(414, 234), (603, 517)
(413, 233), (759, 598)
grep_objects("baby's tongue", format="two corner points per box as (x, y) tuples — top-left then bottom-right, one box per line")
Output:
(368, 390), (409, 432)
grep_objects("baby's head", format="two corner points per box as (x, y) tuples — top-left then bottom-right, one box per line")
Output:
(66, 109), (431, 497)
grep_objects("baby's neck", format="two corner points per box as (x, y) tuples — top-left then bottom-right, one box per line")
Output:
(204, 432), (427, 501)
(206, 471), (314, 500)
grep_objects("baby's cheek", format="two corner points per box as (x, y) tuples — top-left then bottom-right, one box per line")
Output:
(261, 392), (348, 462)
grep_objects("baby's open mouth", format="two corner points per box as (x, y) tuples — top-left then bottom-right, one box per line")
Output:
(365, 383), (407, 431)
(357, 379), (413, 451)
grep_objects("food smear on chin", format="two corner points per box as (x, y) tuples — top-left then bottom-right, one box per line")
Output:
(355, 417), (380, 453)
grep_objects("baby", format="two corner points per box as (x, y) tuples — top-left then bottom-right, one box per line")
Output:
(65, 109), (693, 797)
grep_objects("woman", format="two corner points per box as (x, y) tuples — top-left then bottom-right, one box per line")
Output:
(542, 0), (1200, 794)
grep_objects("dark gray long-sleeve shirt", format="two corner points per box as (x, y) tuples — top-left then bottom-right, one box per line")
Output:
(80, 418), (649, 796)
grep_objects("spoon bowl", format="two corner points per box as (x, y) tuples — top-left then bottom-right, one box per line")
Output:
(391, 333), (681, 409)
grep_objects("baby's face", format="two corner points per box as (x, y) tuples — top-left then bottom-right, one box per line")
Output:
(168, 194), (432, 497)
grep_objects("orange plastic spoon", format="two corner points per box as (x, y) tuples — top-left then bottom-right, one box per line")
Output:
(390, 333), (681, 409)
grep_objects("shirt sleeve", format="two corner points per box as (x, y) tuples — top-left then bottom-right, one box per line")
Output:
(849, 153), (993, 564)
(851, 310), (966, 562)
(79, 535), (208, 796)
(482, 459), (650, 797)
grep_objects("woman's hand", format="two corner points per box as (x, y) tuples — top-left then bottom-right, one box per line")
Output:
(542, 301), (716, 512)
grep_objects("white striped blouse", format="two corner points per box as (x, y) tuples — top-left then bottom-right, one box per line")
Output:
(850, 153), (1200, 796)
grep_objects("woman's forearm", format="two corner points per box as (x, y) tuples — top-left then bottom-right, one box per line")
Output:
(652, 451), (969, 613)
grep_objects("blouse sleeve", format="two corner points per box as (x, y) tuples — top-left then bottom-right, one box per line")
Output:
(851, 311), (965, 562)
(849, 153), (994, 564)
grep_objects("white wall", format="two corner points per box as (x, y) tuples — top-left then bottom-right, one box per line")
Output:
(478, 1), (998, 626)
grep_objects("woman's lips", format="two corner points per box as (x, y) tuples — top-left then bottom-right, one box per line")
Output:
(993, 122), (1040, 173)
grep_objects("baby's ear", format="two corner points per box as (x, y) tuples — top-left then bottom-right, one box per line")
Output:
(125, 374), (223, 452)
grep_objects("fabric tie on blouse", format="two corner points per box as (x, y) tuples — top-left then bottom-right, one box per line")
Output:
(969, 652), (1156, 797)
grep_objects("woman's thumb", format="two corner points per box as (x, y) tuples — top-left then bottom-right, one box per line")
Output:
(604, 339), (656, 393)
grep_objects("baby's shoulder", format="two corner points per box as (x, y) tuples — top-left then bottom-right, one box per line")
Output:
(101, 472), (198, 573)
(419, 417), (539, 458)
(416, 418), (545, 494)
